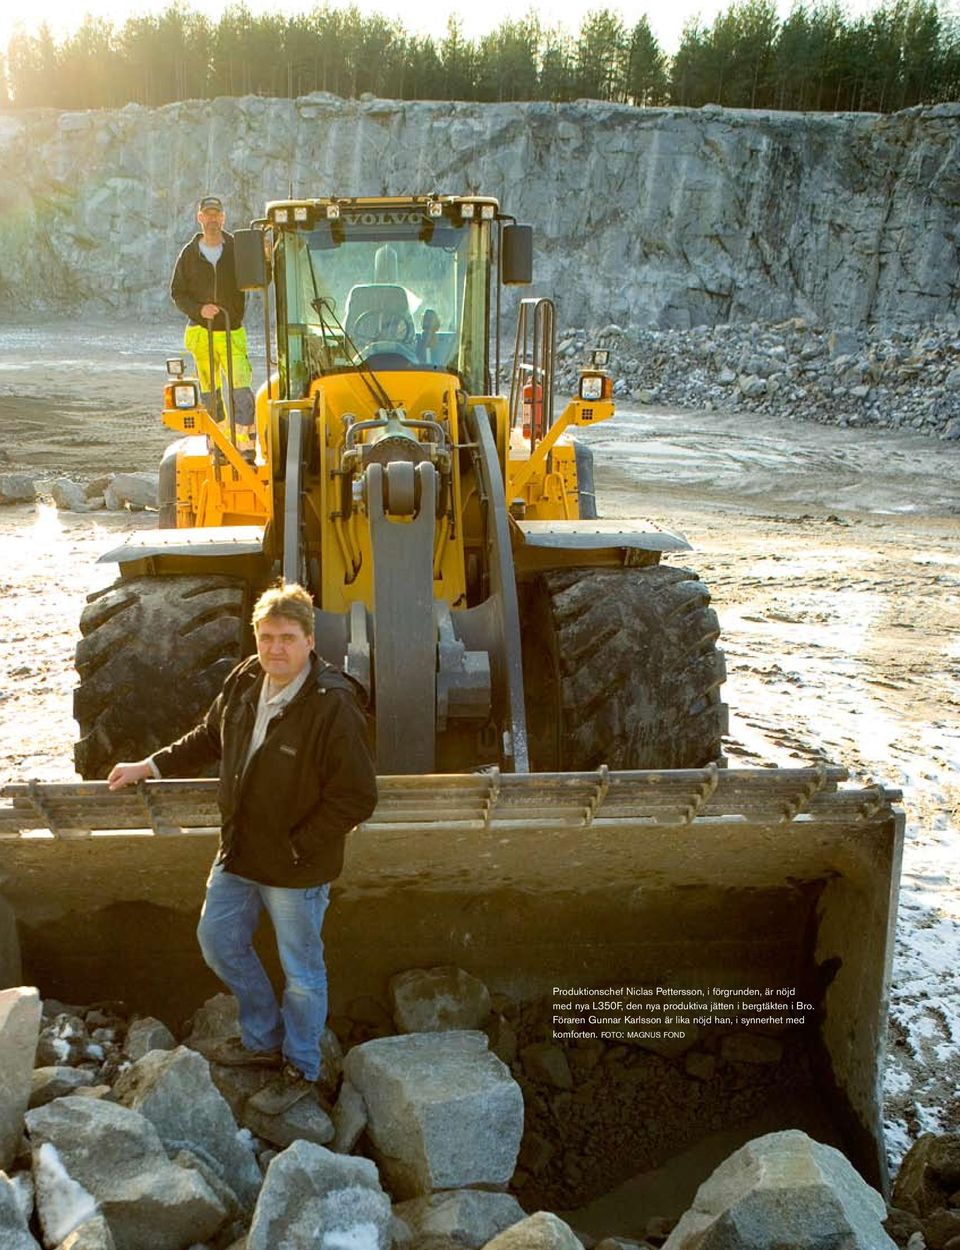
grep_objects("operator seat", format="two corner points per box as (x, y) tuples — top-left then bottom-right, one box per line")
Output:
(344, 284), (415, 346)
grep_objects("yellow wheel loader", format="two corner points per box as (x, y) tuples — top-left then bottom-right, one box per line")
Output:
(1, 196), (903, 1209)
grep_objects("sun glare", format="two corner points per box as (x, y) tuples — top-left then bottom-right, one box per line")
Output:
(30, 501), (64, 547)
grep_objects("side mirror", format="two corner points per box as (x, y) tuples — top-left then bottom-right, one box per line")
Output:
(234, 228), (268, 290)
(501, 225), (533, 285)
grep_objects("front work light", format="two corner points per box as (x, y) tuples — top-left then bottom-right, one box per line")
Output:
(579, 373), (612, 401)
(166, 358), (185, 377)
(164, 381), (199, 410)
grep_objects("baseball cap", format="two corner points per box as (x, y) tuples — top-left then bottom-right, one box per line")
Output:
(198, 195), (224, 211)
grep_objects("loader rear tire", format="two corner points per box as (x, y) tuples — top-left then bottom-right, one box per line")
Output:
(73, 575), (249, 779)
(522, 565), (727, 771)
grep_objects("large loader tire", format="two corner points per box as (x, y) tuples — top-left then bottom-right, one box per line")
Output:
(521, 565), (727, 771)
(74, 575), (249, 779)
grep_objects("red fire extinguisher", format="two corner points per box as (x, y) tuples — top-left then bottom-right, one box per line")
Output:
(522, 381), (544, 440)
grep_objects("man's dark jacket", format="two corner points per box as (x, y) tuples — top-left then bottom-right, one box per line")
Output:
(152, 654), (378, 888)
(170, 230), (245, 333)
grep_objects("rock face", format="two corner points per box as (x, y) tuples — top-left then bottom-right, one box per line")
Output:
(662, 1129), (896, 1249)
(0, 99), (957, 330)
(343, 1030), (524, 1198)
(0, 987), (42, 1169)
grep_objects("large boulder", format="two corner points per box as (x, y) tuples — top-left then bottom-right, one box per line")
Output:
(342, 1030), (523, 1198)
(113, 1045), (261, 1209)
(0, 1170), (41, 1250)
(482, 1211), (583, 1250)
(0, 476), (36, 506)
(247, 1140), (392, 1250)
(892, 1134), (960, 1218)
(242, 1092), (334, 1151)
(330, 1079), (368, 1154)
(0, 988), (42, 1169)
(122, 1017), (175, 1062)
(30, 1067), (97, 1109)
(184, 993), (239, 1049)
(33, 1141), (98, 1245)
(51, 478), (99, 512)
(103, 472), (158, 511)
(662, 1130), (896, 1249)
(58, 1214), (117, 1248)
(389, 968), (492, 1034)
(393, 1189), (527, 1250)
(25, 1096), (228, 1250)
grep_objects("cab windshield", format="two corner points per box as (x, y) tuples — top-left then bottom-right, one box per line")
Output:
(275, 211), (491, 399)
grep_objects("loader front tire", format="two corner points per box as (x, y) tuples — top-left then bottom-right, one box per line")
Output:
(73, 575), (249, 779)
(522, 565), (727, 771)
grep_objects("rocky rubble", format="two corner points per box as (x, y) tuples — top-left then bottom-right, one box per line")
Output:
(549, 316), (960, 440)
(0, 471), (158, 510)
(0, 977), (957, 1250)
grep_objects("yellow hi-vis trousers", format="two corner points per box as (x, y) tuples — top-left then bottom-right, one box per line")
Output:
(184, 324), (255, 429)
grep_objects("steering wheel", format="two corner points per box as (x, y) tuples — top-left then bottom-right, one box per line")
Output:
(361, 340), (419, 365)
(351, 308), (414, 348)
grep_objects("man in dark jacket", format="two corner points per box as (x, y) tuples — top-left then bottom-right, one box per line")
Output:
(171, 195), (257, 460)
(108, 582), (378, 1113)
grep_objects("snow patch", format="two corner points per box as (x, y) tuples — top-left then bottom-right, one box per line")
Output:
(321, 1223), (382, 1250)
(34, 1141), (98, 1245)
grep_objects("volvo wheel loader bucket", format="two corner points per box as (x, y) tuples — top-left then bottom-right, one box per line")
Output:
(2, 766), (903, 1200)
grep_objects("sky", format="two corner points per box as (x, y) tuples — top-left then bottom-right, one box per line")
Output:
(0, 0), (922, 63)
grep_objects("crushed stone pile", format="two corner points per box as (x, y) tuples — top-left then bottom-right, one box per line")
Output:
(542, 316), (960, 441)
(0, 972), (956, 1250)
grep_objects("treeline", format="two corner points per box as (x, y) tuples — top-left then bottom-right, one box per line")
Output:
(3, 0), (959, 113)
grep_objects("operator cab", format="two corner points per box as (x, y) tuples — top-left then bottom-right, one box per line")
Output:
(266, 197), (498, 398)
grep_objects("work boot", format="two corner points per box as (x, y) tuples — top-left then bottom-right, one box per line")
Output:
(206, 1037), (283, 1069)
(247, 1062), (315, 1115)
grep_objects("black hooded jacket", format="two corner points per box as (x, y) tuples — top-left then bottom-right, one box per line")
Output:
(170, 230), (246, 332)
(151, 653), (378, 887)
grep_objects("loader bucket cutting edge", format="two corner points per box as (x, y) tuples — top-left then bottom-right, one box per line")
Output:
(0, 768), (904, 1199)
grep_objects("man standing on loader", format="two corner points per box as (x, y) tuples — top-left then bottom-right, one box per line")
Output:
(107, 582), (378, 1114)
(171, 195), (258, 461)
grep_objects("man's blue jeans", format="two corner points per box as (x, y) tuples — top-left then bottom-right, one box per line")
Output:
(197, 861), (330, 1081)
